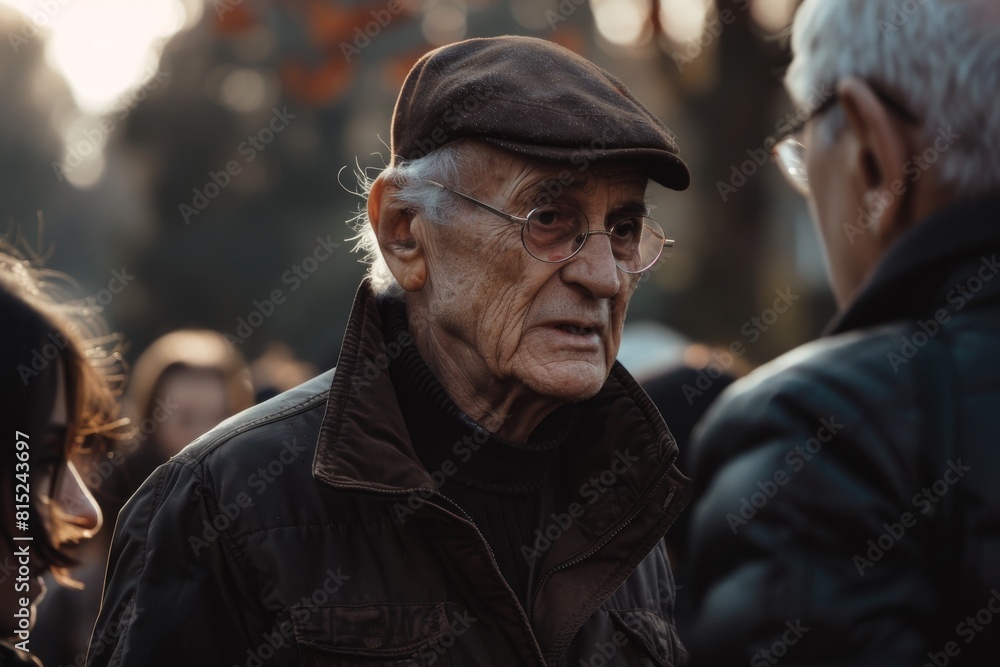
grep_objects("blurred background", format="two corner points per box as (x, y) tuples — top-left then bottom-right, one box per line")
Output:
(0, 0), (831, 375)
(1, 0), (832, 662)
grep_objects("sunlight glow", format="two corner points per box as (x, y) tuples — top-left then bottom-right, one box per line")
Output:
(1, 0), (198, 188)
(1, 0), (195, 113)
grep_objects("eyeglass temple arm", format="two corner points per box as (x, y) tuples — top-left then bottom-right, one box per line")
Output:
(648, 225), (674, 248)
(426, 180), (526, 223)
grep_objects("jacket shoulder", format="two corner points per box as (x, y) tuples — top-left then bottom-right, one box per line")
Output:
(175, 368), (334, 469)
(696, 324), (919, 458)
(725, 323), (915, 402)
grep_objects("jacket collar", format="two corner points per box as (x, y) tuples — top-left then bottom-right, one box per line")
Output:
(312, 282), (691, 661)
(829, 193), (1000, 335)
(314, 281), (688, 515)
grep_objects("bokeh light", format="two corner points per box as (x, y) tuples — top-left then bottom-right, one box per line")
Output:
(750, 0), (798, 34)
(658, 0), (712, 46)
(510, 0), (558, 31)
(422, 0), (469, 46)
(592, 0), (653, 47)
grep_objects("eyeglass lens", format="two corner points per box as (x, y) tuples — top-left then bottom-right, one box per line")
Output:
(523, 203), (665, 273)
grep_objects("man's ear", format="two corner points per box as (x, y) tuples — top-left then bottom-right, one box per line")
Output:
(837, 77), (915, 246)
(368, 177), (427, 292)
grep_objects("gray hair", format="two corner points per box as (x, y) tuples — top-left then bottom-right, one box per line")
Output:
(349, 143), (467, 298)
(786, 0), (1000, 196)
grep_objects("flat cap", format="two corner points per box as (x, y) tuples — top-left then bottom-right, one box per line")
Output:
(390, 35), (690, 190)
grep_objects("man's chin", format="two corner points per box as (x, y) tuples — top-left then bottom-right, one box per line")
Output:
(525, 363), (609, 403)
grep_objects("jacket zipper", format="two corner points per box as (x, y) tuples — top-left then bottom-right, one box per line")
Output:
(526, 456), (677, 626)
(330, 448), (681, 660)
(328, 482), (549, 664)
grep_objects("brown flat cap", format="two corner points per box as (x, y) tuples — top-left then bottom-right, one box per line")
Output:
(390, 35), (690, 190)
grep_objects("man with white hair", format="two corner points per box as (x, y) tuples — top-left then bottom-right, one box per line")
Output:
(89, 36), (692, 666)
(689, 0), (1000, 664)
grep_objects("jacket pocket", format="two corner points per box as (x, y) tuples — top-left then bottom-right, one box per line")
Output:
(608, 609), (687, 667)
(290, 602), (454, 666)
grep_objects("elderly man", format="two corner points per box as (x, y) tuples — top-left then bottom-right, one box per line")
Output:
(88, 36), (692, 666)
(689, 0), (1000, 664)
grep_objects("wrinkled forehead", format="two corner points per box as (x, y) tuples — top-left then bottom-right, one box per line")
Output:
(469, 143), (650, 207)
(519, 168), (650, 211)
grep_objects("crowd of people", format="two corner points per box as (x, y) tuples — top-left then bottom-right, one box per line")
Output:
(3, 0), (999, 665)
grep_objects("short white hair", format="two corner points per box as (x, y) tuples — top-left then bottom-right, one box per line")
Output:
(786, 0), (1000, 196)
(350, 143), (466, 298)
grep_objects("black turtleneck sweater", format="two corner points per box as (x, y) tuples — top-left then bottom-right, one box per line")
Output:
(381, 298), (576, 607)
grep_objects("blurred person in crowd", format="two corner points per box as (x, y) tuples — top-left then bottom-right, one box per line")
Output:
(689, 0), (1000, 664)
(249, 342), (316, 404)
(90, 36), (693, 666)
(122, 329), (253, 487)
(0, 247), (127, 666)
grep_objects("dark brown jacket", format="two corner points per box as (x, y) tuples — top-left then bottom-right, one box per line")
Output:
(88, 283), (691, 666)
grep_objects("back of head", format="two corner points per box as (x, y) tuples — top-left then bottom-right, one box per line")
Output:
(786, 0), (1000, 198)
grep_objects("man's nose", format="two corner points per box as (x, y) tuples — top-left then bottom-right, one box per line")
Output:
(561, 230), (622, 298)
(56, 460), (103, 538)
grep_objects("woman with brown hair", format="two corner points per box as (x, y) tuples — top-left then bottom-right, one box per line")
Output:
(0, 247), (128, 666)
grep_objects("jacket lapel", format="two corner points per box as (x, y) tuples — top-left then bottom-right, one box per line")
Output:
(311, 282), (692, 664)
